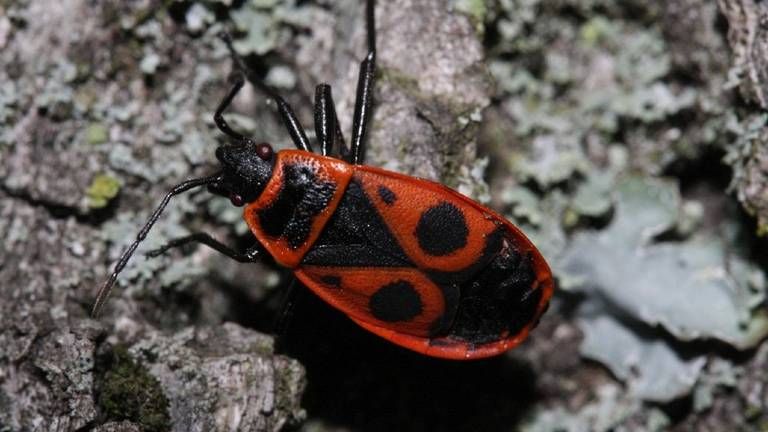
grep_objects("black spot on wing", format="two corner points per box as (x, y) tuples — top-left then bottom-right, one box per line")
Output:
(302, 180), (412, 267)
(377, 185), (397, 205)
(258, 163), (336, 249)
(415, 202), (469, 256)
(369, 280), (423, 322)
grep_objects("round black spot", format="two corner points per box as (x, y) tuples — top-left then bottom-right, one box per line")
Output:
(377, 185), (397, 205)
(414, 202), (469, 256)
(369, 280), (423, 322)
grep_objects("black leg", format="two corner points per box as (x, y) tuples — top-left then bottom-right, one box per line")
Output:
(314, 84), (348, 158)
(349, 0), (376, 165)
(273, 278), (300, 352)
(91, 174), (223, 318)
(314, 84), (335, 157)
(220, 33), (314, 153)
(145, 233), (262, 263)
(334, 112), (347, 159)
(214, 74), (248, 142)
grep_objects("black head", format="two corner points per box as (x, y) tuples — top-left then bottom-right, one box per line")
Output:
(209, 141), (275, 206)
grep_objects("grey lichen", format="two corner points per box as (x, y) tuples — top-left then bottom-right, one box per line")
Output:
(579, 315), (707, 403)
(562, 176), (768, 349)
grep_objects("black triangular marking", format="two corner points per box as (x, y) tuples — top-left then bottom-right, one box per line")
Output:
(302, 179), (413, 267)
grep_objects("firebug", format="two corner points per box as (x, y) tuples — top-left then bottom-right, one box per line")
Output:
(91, 0), (554, 360)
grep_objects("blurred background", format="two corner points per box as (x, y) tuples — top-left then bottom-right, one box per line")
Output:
(1, 0), (767, 431)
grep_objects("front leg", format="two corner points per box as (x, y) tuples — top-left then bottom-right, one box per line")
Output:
(146, 232), (262, 263)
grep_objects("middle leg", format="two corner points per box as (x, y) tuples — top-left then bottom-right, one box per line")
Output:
(314, 84), (348, 158)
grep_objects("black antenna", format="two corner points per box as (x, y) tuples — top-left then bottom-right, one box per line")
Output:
(90, 174), (222, 318)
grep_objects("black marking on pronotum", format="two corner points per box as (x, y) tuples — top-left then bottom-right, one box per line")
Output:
(258, 163), (336, 249)
(303, 180), (412, 267)
(377, 185), (397, 205)
(320, 275), (342, 288)
(369, 280), (423, 322)
(415, 201), (469, 256)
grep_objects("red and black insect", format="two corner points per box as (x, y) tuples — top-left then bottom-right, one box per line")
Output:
(91, 0), (554, 360)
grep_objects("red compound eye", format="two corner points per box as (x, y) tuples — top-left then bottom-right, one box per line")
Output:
(229, 193), (245, 207)
(256, 143), (274, 161)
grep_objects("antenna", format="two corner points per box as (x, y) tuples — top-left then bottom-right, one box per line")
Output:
(90, 174), (222, 318)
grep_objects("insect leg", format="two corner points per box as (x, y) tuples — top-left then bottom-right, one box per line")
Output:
(314, 84), (348, 158)
(220, 33), (314, 153)
(273, 278), (300, 352)
(91, 174), (222, 318)
(214, 74), (248, 142)
(145, 232), (262, 263)
(349, 0), (376, 165)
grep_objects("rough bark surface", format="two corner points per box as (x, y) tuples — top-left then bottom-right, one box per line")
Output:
(718, 0), (768, 233)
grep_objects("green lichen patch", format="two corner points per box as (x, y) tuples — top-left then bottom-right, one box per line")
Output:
(86, 174), (121, 209)
(85, 122), (109, 145)
(451, 0), (486, 34)
(96, 345), (171, 432)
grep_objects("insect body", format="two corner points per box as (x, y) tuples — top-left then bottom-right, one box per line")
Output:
(246, 150), (553, 359)
(91, 0), (553, 360)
